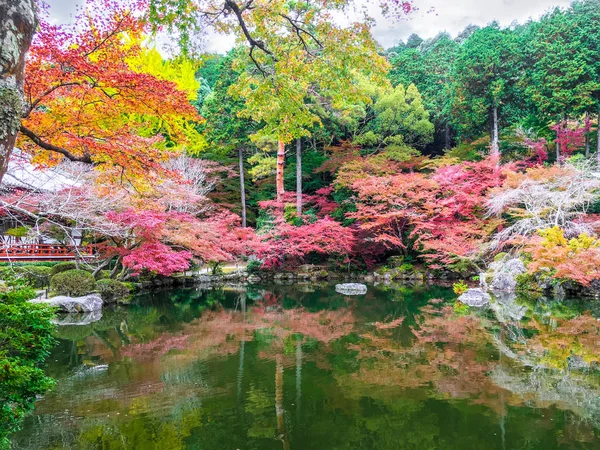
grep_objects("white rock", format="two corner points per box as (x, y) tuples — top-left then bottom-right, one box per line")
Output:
(335, 283), (368, 295)
(31, 294), (103, 312)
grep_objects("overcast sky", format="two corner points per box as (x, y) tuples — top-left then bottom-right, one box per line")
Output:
(46, 0), (574, 52)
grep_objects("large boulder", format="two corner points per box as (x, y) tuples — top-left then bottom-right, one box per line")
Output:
(30, 293), (103, 313)
(335, 283), (368, 295)
(458, 288), (491, 307)
(487, 257), (526, 292)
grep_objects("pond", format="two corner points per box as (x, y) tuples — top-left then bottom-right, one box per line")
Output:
(11, 282), (600, 449)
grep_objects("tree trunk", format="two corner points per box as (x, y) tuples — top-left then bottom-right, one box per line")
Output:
(444, 124), (451, 150)
(597, 110), (600, 167)
(238, 147), (247, 227)
(0, 0), (37, 184)
(296, 138), (302, 216)
(276, 140), (285, 203)
(556, 123), (561, 164)
(491, 105), (499, 156)
(585, 112), (590, 158)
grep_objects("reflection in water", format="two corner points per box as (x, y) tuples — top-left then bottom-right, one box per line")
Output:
(11, 283), (600, 449)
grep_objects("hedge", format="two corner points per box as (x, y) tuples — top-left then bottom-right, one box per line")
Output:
(50, 262), (77, 276)
(50, 269), (96, 297)
(96, 279), (131, 302)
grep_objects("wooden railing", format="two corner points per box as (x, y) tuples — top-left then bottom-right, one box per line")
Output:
(0, 244), (93, 261)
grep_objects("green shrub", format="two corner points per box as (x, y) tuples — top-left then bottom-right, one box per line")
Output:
(0, 286), (55, 446)
(50, 269), (96, 297)
(96, 279), (131, 302)
(246, 258), (263, 274)
(15, 266), (52, 288)
(95, 270), (111, 280)
(515, 272), (539, 292)
(387, 255), (405, 268)
(0, 261), (58, 267)
(453, 281), (469, 295)
(398, 263), (414, 273)
(50, 262), (77, 276)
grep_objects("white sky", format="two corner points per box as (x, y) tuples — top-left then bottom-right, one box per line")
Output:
(46, 0), (574, 52)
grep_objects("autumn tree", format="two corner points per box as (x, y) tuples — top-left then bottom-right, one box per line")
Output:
(16, 0), (204, 189)
(150, 0), (401, 205)
(487, 163), (600, 248)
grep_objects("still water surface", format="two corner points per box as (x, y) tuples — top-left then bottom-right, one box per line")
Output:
(12, 283), (600, 449)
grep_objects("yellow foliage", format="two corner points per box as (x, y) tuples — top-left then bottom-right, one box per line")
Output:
(127, 42), (200, 101)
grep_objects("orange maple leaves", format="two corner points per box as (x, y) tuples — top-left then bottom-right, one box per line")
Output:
(20, 0), (200, 186)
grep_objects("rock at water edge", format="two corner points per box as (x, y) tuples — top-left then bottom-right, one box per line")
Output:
(30, 294), (103, 312)
(335, 283), (368, 295)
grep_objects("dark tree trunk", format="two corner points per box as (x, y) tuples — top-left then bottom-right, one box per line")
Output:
(238, 147), (247, 227)
(0, 0), (37, 183)
(444, 125), (451, 150)
(276, 140), (285, 203)
(296, 138), (302, 216)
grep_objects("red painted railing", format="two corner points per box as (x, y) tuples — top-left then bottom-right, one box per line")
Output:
(0, 244), (93, 261)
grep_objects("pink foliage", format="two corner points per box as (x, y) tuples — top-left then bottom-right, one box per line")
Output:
(522, 137), (548, 165)
(257, 217), (356, 269)
(349, 157), (506, 266)
(550, 120), (590, 160)
(121, 242), (192, 276)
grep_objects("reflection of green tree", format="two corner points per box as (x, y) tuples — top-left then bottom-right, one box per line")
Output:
(246, 384), (275, 439)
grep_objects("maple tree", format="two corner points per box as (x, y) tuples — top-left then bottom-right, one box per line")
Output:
(526, 226), (600, 286)
(18, 0), (201, 188)
(0, 156), (254, 278)
(347, 156), (505, 268)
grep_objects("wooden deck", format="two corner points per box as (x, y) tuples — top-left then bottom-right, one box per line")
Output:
(0, 244), (93, 261)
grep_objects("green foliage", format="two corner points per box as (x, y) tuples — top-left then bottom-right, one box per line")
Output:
(246, 259), (263, 275)
(523, 3), (600, 119)
(398, 263), (414, 273)
(14, 266), (52, 289)
(50, 270), (97, 297)
(96, 279), (131, 302)
(453, 281), (469, 295)
(453, 300), (471, 315)
(357, 84), (434, 150)
(0, 286), (55, 447)
(95, 270), (111, 281)
(515, 272), (539, 292)
(0, 262), (58, 268)
(5, 226), (30, 238)
(386, 255), (405, 268)
(450, 23), (524, 141)
(50, 262), (77, 277)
